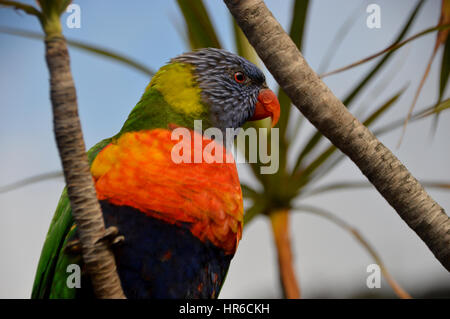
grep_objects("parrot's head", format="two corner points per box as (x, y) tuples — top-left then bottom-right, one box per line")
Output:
(170, 48), (280, 132)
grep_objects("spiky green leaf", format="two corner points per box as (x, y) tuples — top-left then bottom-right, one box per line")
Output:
(176, 0), (221, 49)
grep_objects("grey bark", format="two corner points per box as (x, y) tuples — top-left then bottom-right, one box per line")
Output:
(45, 36), (126, 298)
(224, 0), (450, 271)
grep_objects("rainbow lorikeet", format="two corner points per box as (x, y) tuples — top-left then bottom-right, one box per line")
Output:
(31, 48), (280, 299)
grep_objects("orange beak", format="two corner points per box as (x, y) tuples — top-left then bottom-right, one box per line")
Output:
(249, 88), (280, 128)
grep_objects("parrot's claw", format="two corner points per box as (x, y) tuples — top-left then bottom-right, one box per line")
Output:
(96, 226), (125, 246)
(65, 239), (82, 254)
(65, 226), (124, 254)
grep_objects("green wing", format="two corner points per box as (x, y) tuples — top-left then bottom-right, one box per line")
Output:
(31, 84), (205, 298)
(31, 138), (111, 299)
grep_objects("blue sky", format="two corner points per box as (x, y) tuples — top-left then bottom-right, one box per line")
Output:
(0, 0), (449, 298)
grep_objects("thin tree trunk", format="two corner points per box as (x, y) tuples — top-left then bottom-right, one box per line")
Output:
(224, 0), (450, 271)
(45, 36), (126, 298)
(270, 210), (300, 299)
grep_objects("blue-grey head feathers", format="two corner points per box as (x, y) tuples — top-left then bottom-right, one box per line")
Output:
(172, 48), (266, 132)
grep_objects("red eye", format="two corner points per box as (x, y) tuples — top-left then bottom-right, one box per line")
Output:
(234, 72), (245, 83)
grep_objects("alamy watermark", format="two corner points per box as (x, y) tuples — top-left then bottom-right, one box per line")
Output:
(366, 263), (381, 289)
(66, 264), (81, 289)
(366, 4), (381, 29)
(170, 120), (279, 175)
(66, 4), (81, 29)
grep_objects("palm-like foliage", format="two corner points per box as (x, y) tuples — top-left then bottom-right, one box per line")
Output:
(1, 0), (449, 298)
(174, 0), (450, 298)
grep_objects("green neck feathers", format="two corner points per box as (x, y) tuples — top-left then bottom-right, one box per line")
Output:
(116, 63), (212, 138)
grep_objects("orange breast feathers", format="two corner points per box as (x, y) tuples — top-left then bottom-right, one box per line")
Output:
(90, 129), (243, 254)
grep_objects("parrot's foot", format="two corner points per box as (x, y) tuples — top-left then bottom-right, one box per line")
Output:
(65, 226), (124, 254)
(98, 226), (125, 246)
(65, 239), (82, 254)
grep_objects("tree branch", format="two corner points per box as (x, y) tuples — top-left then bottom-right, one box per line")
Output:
(224, 0), (450, 271)
(45, 35), (126, 298)
(2, 0), (126, 299)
